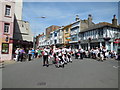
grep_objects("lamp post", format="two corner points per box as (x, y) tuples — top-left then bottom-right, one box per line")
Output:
(33, 16), (46, 50)
(78, 40), (81, 49)
(88, 37), (91, 50)
(98, 37), (103, 49)
(5, 35), (9, 42)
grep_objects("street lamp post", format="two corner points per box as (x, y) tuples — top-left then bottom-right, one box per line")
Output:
(78, 40), (81, 49)
(33, 16), (46, 50)
(88, 37), (91, 50)
(5, 35), (9, 42)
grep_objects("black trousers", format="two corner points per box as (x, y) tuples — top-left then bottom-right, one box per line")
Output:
(43, 55), (49, 65)
(19, 53), (23, 62)
(59, 56), (63, 62)
(75, 53), (78, 59)
(28, 54), (32, 61)
(35, 53), (38, 58)
(18, 55), (20, 61)
(80, 53), (83, 59)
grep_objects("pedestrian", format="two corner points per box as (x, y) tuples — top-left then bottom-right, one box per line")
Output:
(37, 48), (42, 58)
(19, 48), (25, 62)
(35, 48), (38, 58)
(28, 48), (32, 61)
(105, 50), (109, 59)
(42, 48), (49, 67)
(67, 47), (72, 62)
(94, 47), (99, 59)
(80, 48), (84, 59)
(31, 48), (35, 59)
(75, 49), (78, 59)
(15, 48), (20, 61)
(100, 52), (104, 62)
(97, 48), (101, 61)
(102, 47), (107, 60)
(85, 50), (89, 58)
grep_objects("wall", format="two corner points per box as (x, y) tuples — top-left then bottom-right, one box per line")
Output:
(14, 0), (23, 20)
(14, 20), (33, 42)
(46, 25), (60, 40)
(0, 0), (15, 60)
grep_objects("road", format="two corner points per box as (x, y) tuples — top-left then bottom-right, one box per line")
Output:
(2, 57), (118, 88)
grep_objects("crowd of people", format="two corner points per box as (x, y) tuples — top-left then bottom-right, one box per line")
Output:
(14, 47), (73, 68)
(73, 46), (120, 61)
(42, 47), (72, 67)
(14, 46), (120, 67)
(14, 48), (42, 62)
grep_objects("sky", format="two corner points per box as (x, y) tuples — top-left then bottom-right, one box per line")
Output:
(22, 2), (118, 36)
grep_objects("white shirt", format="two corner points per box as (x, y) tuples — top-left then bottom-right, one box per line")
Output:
(58, 53), (62, 56)
(28, 50), (32, 54)
(67, 48), (71, 53)
(75, 49), (78, 53)
(105, 52), (109, 56)
(15, 50), (19, 55)
(44, 51), (48, 55)
(62, 48), (66, 54)
(80, 49), (84, 53)
(94, 49), (99, 54)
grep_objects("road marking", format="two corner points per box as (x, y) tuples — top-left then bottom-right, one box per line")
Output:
(113, 66), (119, 68)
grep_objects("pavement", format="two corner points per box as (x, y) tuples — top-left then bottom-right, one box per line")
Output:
(0, 60), (16, 69)
(2, 57), (119, 88)
(3, 60), (16, 65)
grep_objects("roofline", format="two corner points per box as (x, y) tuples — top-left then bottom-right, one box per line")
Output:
(80, 25), (120, 33)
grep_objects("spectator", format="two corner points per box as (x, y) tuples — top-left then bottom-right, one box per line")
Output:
(28, 48), (32, 61)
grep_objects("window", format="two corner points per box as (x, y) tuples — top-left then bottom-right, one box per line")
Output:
(4, 23), (10, 33)
(54, 40), (57, 44)
(22, 24), (24, 27)
(2, 43), (9, 54)
(88, 32), (89, 36)
(98, 29), (103, 37)
(66, 28), (69, 33)
(5, 5), (11, 16)
(54, 32), (57, 37)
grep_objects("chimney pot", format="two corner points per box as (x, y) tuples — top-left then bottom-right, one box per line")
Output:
(75, 15), (79, 21)
(88, 14), (92, 17)
(112, 15), (117, 26)
(88, 14), (92, 27)
(113, 14), (116, 19)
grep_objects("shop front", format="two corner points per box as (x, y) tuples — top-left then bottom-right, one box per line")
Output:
(12, 39), (33, 53)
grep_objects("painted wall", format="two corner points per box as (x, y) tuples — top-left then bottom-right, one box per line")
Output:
(0, 0), (15, 60)
(14, 0), (23, 20)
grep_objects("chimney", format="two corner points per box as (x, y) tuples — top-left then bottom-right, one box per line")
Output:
(112, 15), (117, 26)
(75, 15), (79, 21)
(88, 14), (92, 27)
